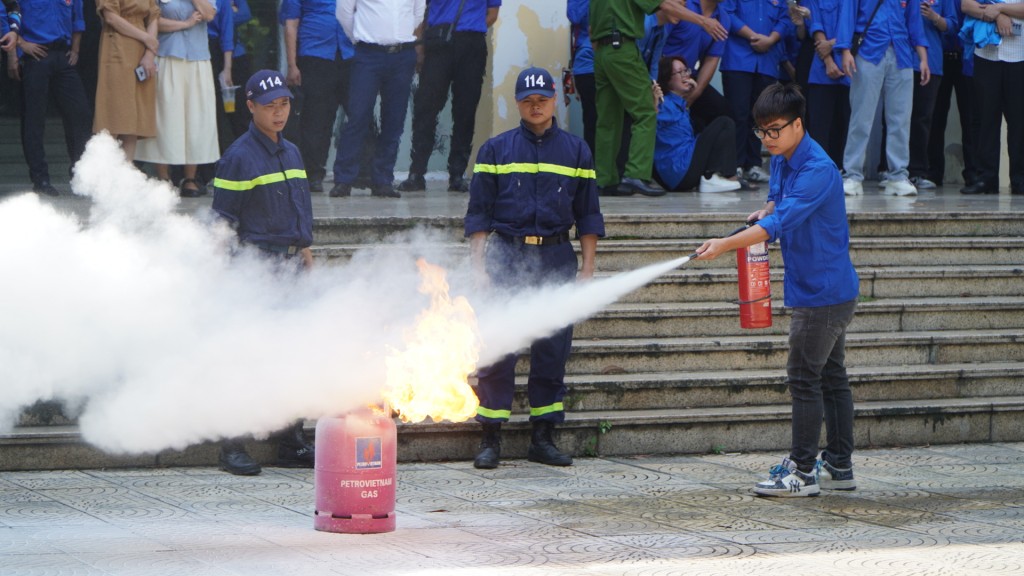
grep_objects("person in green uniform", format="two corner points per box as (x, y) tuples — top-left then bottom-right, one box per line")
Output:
(590, 0), (727, 196)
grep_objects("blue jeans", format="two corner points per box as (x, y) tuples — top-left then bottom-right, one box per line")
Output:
(787, 299), (858, 471)
(332, 46), (417, 186)
(842, 47), (913, 182)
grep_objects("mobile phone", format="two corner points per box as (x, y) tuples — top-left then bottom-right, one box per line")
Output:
(611, 29), (622, 49)
(786, 0), (798, 6)
(135, 65), (147, 82)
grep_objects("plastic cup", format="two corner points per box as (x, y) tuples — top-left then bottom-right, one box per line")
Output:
(222, 85), (237, 113)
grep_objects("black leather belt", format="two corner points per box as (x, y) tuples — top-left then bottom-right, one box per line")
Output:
(593, 35), (634, 47)
(42, 40), (70, 51)
(357, 41), (416, 54)
(496, 232), (571, 246)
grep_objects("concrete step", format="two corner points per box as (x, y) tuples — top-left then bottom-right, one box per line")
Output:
(314, 236), (1024, 270)
(310, 212), (1024, 244)
(576, 296), (1024, 338)
(552, 329), (1023, 374)
(4, 395), (1021, 469)
(615, 265), (1024, 303)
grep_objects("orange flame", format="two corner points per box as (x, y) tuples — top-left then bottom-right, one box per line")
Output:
(383, 259), (480, 423)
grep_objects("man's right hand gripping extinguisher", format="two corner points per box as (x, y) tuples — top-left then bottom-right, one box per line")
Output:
(735, 221), (772, 329)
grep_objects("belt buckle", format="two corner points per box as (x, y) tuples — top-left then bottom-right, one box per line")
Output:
(386, 44), (401, 54)
(287, 246), (298, 255)
(523, 236), (542, 246)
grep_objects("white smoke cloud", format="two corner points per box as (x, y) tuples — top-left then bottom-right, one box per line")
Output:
(0, 133), (687, 456)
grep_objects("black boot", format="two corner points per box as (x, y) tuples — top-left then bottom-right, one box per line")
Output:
(473, 423), (501, 469)
(277, 421), (315, 468)
(527, 421), (572, 466)
(219, 441), (261, 476)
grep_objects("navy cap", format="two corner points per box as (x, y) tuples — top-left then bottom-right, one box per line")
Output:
(245, 70), (293, 105)
(515, 67), (556, 101)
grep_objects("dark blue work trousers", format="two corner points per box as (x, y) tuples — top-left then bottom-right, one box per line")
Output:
(332, 46), (416, 186)
(721, 70), (775, 171)
(19, 48), (92, 186)
(474, 237), (579, 425)
(787, 298), (858, 471)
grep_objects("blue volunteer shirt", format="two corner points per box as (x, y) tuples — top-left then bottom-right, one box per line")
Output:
(654, 93), (697, 190)
(721, 0), (793, 75)
(466, 118), (605, 239)
(836, 0), (926, 69)
(18, 0), (84, 45)
(427, 0), (501, 33)
(232, 0), (252, 58)
(207, 0), (235, 54)
(0, 4), (8, 36)
(279, 0), (354, 61)
(213, 123), (314, 248)
(917, 0), (955, 75)
(662, 0), (728, 71)
(806, 0), (850, 86)
(567, 0), (593, 76)
(639, 14), (668, 79)
(757, 134), (859, 307)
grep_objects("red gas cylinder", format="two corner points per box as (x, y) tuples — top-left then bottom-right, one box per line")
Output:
(313, 408), (397, 533)
(736, 240), (772, 329)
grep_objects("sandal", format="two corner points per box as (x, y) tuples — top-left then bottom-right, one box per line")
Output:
(179, 177), (207, 198)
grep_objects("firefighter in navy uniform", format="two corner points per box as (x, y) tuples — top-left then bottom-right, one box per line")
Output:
(465, 67), (605, 469)
(211, 69), (315, 476)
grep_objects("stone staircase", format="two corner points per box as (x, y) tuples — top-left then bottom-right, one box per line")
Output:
(2, 211), (1022, 470)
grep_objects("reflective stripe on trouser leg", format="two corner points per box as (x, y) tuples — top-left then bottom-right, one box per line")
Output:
(474, 351), (517, 424)
(526, 323), (573, 424)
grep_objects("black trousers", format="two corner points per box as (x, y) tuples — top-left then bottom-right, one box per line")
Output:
(721, 70), (776, 170)
(19, 49), (92, 185)
(908, 71), (941, 179)
(296, 54), (350, 185)
(657, 116), (737, 191)
(973, 57), (1024, 189)
(407, 32), (487, 179)
(687, 84), (732, 134)
(928, 52), (976, 184)
(572, 72), (597, 156)
(806, 83), (850, 169)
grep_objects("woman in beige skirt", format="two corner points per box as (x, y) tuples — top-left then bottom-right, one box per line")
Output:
(134, 0), (219, 196)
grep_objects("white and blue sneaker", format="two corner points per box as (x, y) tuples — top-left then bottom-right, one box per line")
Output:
(817, 459), (857, 491)
(753, 457), (820, 497)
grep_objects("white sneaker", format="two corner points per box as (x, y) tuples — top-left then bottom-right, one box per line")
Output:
(910, 176), (936, 189)
(753, 457), (820, 497)
(699, 173), (742, 193)
(843, 178), (863, 196)
(885, 178), (918, 196)
(745, 166), (771, 183)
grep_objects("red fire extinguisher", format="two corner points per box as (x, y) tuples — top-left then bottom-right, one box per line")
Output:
(314, 407), (397, 534)
(736, 226), (772, 329)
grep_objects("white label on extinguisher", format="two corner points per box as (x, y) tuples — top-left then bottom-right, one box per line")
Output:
(749, 241), (767, 256)
(355, 437), (383, 469)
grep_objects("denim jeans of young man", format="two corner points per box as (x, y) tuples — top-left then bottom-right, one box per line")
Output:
(842, 47), (912, 182)
(787, 299), (858, 471)
(332, 47), (417, 186)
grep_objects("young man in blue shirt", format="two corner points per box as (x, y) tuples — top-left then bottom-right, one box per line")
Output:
(212, 70), (315, 475)
(465, 67), (604, 470)
(696, 83), (859, 497)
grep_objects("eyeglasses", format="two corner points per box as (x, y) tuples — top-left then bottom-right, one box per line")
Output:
(671, 67), (691, 77)
(753, 117), (797, 140)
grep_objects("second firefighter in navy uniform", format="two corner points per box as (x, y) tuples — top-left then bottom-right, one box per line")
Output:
(211, 69), (315, 476)
(465, 67), (605, 469)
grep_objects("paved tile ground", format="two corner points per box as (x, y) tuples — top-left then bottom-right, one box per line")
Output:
(2, 443), (1023, 575)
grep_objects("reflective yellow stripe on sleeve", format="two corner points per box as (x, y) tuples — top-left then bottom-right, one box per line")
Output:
(476, 406), (512, 420)
(473, 163), (596, 180)
(529, 403), (564, 417)
(214, 169), (308, 191)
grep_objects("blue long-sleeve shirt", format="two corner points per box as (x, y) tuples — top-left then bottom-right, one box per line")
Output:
(427, 0), (501, 33)
(758, 134), (859, 307)
(805, 0), (849, 86)
(568, 0), (593, 75)
(836, 0), (927, 69)
(279, 0), (354, 61)
(466, 119), (605, 239)
(213, 123), (314, 248)
(663, 0), (728, 69)
(917, 0), (955, 75)
(654, 93), (697, 190)
(207, 0), (235, 55)
(232, 0), (252, 58)
(721, 0), (793, 75)
(18, 0), (84, 45)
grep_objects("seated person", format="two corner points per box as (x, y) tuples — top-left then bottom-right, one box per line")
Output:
(653, 56), (743, 193)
